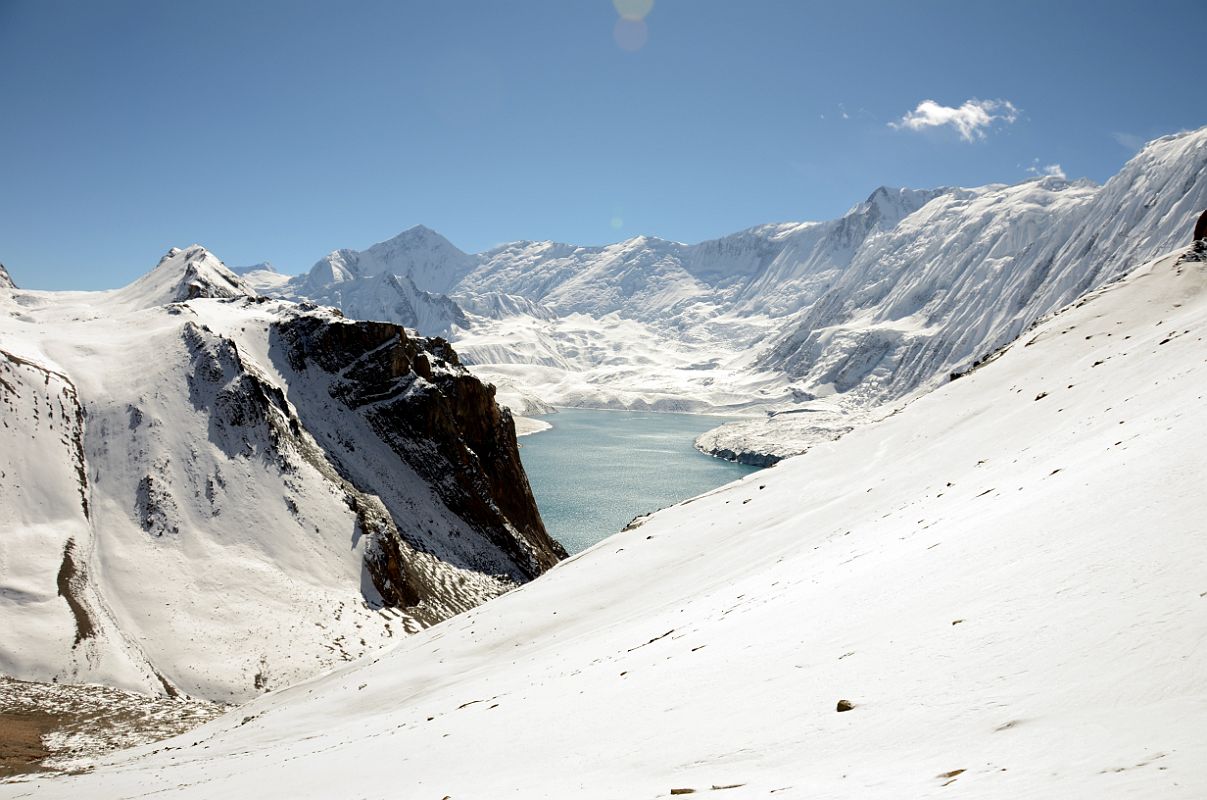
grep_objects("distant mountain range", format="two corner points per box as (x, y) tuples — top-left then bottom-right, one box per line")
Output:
(239, 127), (1207, 462)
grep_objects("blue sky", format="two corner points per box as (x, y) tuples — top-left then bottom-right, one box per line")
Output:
(2, 0), (1204, 290)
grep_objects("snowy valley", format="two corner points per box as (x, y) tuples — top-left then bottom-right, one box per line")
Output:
(8, 229), (1207, 799)
(1, 126), (1206, 798)
(7, 0), (1207, 794)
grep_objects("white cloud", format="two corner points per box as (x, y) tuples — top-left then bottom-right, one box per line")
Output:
(1026, 160), (1065, 179)
(890, 98), (1019, 142)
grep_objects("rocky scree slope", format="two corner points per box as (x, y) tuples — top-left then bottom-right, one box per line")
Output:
(0, 247), (562, 703)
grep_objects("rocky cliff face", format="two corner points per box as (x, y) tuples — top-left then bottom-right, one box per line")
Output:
(272, 315), (564, 597)
(0, 247), (563, 701)
(0, 263), (15, 289)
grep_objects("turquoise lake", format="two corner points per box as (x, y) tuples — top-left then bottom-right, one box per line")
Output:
(518, 408), (761, 554)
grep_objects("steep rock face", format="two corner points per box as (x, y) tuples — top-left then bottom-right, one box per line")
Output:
(272, 315), (563, 585)
(0, 263), (15, 289)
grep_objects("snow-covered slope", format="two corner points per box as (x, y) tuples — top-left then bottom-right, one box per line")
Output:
(296, 270), (468, 335)
(17, 242), (1207, 798)
(0, 246), (563, 703)
(767, 132), (1207, 402)
(0, 263), (15, 290)
(110, 246), (259, 308)
(697, 130), (1207, 461)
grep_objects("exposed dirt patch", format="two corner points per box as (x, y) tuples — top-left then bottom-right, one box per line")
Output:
(0, 677), (228, 780)
(55, 540), (95, 646)
(0, 711), (55, 778)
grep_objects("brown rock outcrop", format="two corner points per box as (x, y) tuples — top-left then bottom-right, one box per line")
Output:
(273, 314), (565, 600)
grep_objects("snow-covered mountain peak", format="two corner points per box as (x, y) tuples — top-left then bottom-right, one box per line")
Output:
(0, 262), (15, 289)
(301, 224), (477, 296)
(300, 248), (358, 289)
(413, 223), (459, 242)
(390, 223), (444, 240)
(1116, 125), (1207, 195)
(277, 244), (470, 337)
(847, 185), (951, 232)
(234, 262), (293, 295)
(111, 245), (259, 309)
(230, 261), (277, 276)
(373, 223), (469, 264)
(619, 233), (675, 250)
(1139, 125), (1207, 156)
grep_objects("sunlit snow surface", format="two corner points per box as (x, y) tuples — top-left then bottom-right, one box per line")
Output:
(518, 409), (758, 552)
(12, 247), (1207, 798)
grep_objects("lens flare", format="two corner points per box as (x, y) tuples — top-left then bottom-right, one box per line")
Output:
(613, 17), (648, 51)
(613, 0), (653, 20)
(610, 216), (624, 229)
